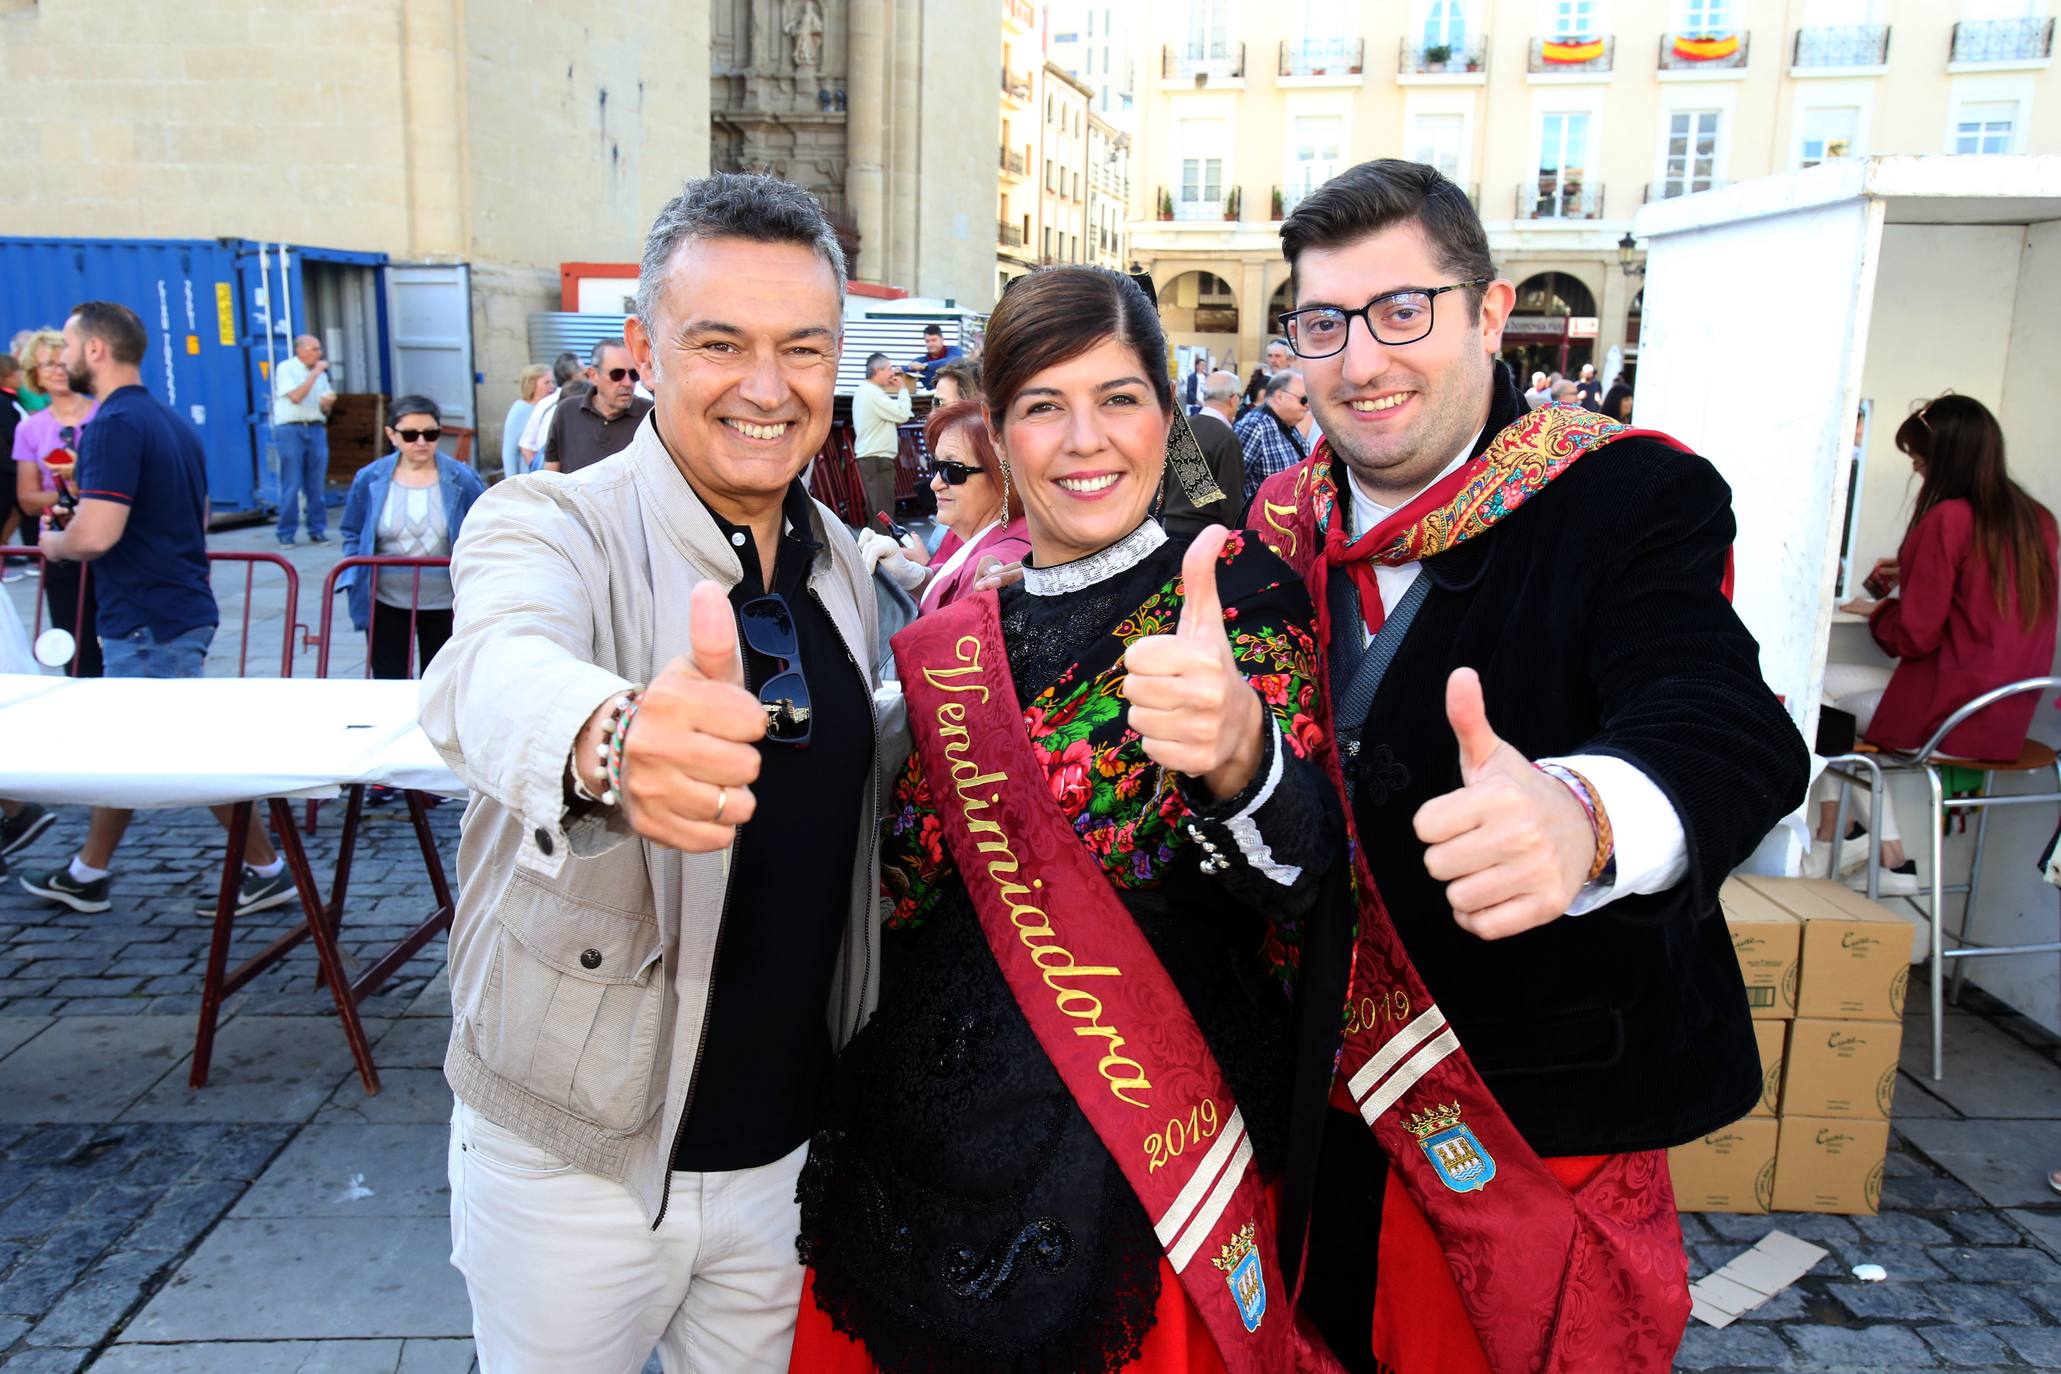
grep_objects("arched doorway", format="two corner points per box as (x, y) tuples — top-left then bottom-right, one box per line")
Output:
(1501, 271), (1599, 381)
(1158, 271), (1241, 338)
(1267, 279), (1294, 337)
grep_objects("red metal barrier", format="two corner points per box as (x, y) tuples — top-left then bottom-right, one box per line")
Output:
(314, 555), (452, 682)
(807, 426), (867, 528)
(0, 546), (298, 677)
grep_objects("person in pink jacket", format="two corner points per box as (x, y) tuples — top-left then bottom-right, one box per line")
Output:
(858, 400), (1030, 613)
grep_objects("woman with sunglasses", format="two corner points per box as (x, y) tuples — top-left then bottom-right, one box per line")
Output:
(337, 396), (485, 679)
(858, 400), (1030, 615)
(792, 267), (1344, 1373)
(1817, 392), (2058, 893)
(11, 330), (102, 676)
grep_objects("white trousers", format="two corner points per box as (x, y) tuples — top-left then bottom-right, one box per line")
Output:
(1815, 662), (1901, 842)
(448, 1100), (807, 1374)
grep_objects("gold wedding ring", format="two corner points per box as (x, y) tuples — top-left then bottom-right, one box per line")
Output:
(713, 787), (728, 823)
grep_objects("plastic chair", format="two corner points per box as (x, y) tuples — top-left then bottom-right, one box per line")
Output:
(1824, 677), (2061, 1080)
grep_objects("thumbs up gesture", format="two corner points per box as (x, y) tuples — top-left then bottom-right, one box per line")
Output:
(1412, 667), (1596, 940)
(1122, 526), (1266, 801)
(572, 580), (767, 853)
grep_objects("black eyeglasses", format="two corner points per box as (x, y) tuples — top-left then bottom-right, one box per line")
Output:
(924, 460), (987, 486)
(739, 595), (812, 746)
(1279, 279), (1491, 358)
(393, 427), (441, 444)
(603, 367), (641, 384)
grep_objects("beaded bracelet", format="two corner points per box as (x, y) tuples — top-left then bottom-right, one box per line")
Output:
(576, 690), (641, 807)
(1536, 763), (1615, 886)
(602, 693), (643, 806)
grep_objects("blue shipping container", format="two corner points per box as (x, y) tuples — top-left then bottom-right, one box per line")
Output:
(0, 236), (391, 517)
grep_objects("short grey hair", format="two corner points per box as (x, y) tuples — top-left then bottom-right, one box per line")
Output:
(634, 173), (848, 330)
(1262, 368), (1304, 398)
(1202, 369), (1241, 403)
(588, 337), (627, 367)
(1550, 380), (1580, 402)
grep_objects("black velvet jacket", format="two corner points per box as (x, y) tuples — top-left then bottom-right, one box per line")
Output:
(1302, 369), (1809, 1369)
(1337, 369), (1808, 1153)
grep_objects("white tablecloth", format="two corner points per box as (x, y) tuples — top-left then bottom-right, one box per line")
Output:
(0, 675), (463, 808)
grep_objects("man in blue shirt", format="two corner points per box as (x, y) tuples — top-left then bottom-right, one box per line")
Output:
(21, 301), (293, 917)
(902, 323), (964, 390)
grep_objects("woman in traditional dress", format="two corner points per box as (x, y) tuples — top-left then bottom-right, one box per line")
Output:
(858, 400), (1031, 615)
(790, 266), (1343, 1372)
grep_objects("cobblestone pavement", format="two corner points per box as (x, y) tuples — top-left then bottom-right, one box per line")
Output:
(3, 522), (2059, 1371)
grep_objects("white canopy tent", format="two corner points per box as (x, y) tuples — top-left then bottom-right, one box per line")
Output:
(1631, 154), (2061, 1032)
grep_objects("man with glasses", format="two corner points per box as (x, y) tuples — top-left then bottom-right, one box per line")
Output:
(542, 337), (653, 474)
(1234, 366), (1309, 502)
(420, 174), (899, 1372)
(1245, 159), (1805, 1373)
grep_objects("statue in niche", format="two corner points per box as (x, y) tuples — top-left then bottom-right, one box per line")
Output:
(786, 0), (825, 71)
(748, 0), (776, 73)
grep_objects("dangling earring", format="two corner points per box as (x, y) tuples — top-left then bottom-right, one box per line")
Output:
(1150, 460), (1168, 520)
(998, 462), (1011, 526)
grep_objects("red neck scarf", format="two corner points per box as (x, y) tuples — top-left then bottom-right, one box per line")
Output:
(1311, 404), (1670, 633)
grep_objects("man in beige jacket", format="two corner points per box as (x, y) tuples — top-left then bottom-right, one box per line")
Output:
(421, 173), (903, 1373)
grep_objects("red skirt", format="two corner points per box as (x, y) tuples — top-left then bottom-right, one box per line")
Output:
(788, 1259), (1231, 1374)
(1368, 1155), (1608, 1374)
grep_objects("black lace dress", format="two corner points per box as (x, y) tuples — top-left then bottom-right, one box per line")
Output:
(795, 530), (1341, 1373)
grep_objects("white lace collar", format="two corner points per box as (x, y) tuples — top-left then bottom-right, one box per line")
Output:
(1021, 519), (1168, 597)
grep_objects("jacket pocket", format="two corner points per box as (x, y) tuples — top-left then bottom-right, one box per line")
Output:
(466, 869), (666, 1133)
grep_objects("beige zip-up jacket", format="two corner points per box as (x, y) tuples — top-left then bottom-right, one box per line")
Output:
(420, 417), (899, 1226)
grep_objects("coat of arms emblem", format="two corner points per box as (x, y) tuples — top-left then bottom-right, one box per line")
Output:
(1407, 1101), (1497, 1193)
(1211, 1220), (1267, 1332)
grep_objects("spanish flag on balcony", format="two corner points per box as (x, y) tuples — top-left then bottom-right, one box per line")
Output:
(1671, 33), (1741, 61)
(1541, 37), (1606, 63)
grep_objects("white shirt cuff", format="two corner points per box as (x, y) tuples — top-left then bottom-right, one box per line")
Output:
(1224, 717), (1302, 887)
(1544, 752), (1688, 916)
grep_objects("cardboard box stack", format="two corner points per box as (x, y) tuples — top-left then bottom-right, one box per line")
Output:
(1670, 876), (1907, 1215)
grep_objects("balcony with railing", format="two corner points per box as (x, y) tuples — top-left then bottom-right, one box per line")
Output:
(1002, 67), (1032, 103)
(1400, 36), (1488, 74)
(1950, 17), (2054, 64)
(1172, 194), (1228, 221)
(1517, 179), (1605, 220)
(999, 146), (1026, 179)
(1792, 25), (1890, 69)
(998, 221), (1027, 248)
(1279, 36), (1364, 78)
(1163, 41), (1246, 82)
(1644, 179), (1727, 203)
(1659, 31), (1749, 70)
(1529, 35), (1614, 74)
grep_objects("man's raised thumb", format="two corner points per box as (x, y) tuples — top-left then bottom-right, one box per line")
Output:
(1177, 525), (1229, 642)
(684, 580), (745, 687)
(1445, 666), (1503, 778)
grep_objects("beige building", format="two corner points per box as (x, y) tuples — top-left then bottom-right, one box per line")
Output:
(710, 0), (1000, 306)
(1087, 111), (1135, 271)
(7, 0), (997, 459)
(995, 22), (1134, 296)
(1041, 60), (1095, 267)
(1128, 0), (2060, 380)
(1046, 0), (1142, 128)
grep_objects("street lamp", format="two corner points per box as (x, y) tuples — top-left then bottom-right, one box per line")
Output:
(1617, 231), (1645, 277)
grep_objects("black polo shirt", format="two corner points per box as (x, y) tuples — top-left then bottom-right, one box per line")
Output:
(672, 478), (875, 1171)
(546, 392), (653, 474)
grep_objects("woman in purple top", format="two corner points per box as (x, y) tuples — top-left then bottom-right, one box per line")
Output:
(11, 347), (100, 676)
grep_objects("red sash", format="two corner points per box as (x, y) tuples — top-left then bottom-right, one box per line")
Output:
(1247, 407), (1696, 1374)
(894, 594), (1316, 1374)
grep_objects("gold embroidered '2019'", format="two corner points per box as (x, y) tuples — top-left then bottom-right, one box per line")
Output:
(922, 634), (1155, 1110)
